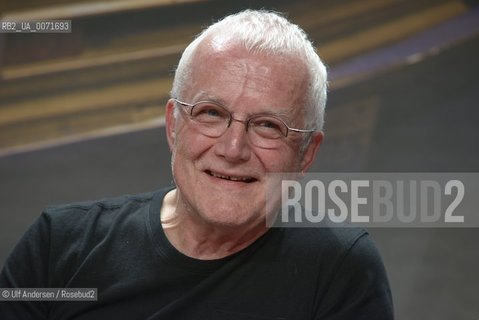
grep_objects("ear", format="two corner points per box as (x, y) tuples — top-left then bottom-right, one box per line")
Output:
(165, 99), (177, 151)
(299, 131), (324, 174)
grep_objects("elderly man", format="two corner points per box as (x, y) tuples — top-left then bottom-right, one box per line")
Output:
(0, 10), (393, 319)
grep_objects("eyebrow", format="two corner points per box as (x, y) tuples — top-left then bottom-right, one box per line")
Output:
(192, 92), (294, 122)
(192, 92), (227, 106)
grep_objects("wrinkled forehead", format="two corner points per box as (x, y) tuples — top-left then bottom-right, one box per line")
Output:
(187, 36), (310, 103)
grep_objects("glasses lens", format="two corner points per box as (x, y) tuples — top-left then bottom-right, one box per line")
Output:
(248, 116), (288, 148)
(182, 100), (292, 148)
(190, 102), (230, 137)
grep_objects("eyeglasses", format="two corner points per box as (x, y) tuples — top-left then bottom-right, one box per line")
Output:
(174, 99), (315, 149)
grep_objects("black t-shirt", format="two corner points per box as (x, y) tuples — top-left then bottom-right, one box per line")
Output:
(0, 188), (393, 319)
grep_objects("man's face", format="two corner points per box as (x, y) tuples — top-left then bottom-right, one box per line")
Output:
(166, 40), (322, 229)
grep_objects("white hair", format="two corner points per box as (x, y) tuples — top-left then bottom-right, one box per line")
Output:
(171, 9), (328, 131)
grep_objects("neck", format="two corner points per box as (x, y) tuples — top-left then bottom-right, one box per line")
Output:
(160, 189), (268, 260)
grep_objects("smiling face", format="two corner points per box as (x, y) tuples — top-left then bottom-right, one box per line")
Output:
(166, 38), (322, 230)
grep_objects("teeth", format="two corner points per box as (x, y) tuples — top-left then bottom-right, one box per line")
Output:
(209, 171), (254, 182)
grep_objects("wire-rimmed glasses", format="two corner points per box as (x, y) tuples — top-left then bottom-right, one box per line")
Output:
(174, 99), (315, 149)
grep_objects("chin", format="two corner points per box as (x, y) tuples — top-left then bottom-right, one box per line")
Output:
(199, 206), (264, 229)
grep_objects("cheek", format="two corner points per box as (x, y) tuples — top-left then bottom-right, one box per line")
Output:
(173, 126), (215, 163)
(257, 146), (302, 172)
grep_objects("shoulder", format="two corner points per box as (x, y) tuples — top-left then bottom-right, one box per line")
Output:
(276, 226), (388, 290)
(272, 227), (393, 317)
(41, 189), (168, 230)
(44, 190), (158, 218)
(39, 188), (169, 260)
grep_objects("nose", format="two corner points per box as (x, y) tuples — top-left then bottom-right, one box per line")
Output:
(214, 119), (251, 162)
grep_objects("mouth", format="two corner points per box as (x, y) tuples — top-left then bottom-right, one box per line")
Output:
(205, 170), (257, 183)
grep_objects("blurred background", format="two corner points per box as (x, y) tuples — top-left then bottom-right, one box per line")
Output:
(1, 0), (478, 318)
